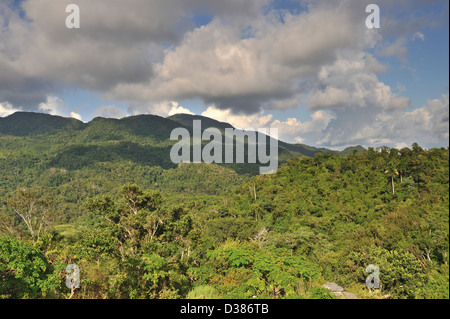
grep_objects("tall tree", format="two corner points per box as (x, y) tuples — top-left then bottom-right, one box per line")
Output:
(385, 165), (399, 195)
(6, 188), (55, 242)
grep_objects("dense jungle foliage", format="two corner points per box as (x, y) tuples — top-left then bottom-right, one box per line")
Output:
(0, 112), (448, 299)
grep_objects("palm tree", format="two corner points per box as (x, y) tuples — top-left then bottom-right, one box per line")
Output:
(385, 165), (399, 194)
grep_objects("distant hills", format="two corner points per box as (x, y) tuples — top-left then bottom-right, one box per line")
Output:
(0, 111), (368, 179)
(0, 111), (375, 230)
(0, 112), (84, 136)
(1, 112), (447, 301)
(0, 111), (365, 157)
(0, 112), (187, 141)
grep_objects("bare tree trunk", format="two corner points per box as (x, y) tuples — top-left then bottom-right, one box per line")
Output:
(425, 249), (433, 263)
(391, 176), (395, 195)
(12, 207), (35, 240)
(249, 184), (257, 201)
(69, 286), (75, 299)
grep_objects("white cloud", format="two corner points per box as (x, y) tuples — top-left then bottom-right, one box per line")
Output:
(201, 106), (273, 130)
(0, 0), (272, 109)
(38, 95), (82, 121)
(168, 105), (194, 116)
(200, 106), (336, 144)
(317, 94), (449, 148)
(0, 102), (20, 117)
(38, 96), (66, 115)
(395, 142), (409, 149)
(196, 91), (446, 148)
(0, 0), (447, 149)
(110, 6), (359, 114)
(92, 105), (128, 119)
(413, 32), (425, 41)
(309, 52), (411, 111)
(129, 100), (176, 117)
(70, 112), (83, 121)
(294, 136), (305, 144)
(308, 87), (350, 110)
(378, 37), (409, 62)
(380, 94), (449, 143)
(271, 111), (335, 144)
(129, 100), (195, 118)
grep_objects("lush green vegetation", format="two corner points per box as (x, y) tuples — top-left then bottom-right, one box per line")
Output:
(0, 113), (448, 299)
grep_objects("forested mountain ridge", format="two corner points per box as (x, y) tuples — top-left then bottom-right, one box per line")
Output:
(0, 112), (361, 153)
(0, 112), (448, 299)
(0, 112), (85, 136)
(0, 111), (189, 140)
(0, 112), (364, 199)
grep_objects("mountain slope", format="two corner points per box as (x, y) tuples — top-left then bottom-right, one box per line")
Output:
(168, 113), (234, 132)
(0, 111), (366, 178)
(0, 112), (85, 136)
(167, 113), (354, 158)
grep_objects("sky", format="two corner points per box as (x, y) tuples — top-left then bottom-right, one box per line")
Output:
(0, 0), (448, 150)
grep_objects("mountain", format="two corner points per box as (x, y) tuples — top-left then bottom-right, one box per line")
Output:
(0, 111), (367, 195)
(0, 112), (84, 136)
(1, 111), (367, 207)
(168, 113), (234, 132)
(0, 111), (447, 300)
(79, 114), (192, 143)
(0, 112), (367, 176)
(167, 113), (368, 156)
(0, 111), (365, 155)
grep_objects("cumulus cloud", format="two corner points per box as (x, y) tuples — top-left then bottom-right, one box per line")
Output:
(0, 101), (20, 117)
(111, 6), (359, 114)
(309, 52), (411, 111)
(413, 31), (425, 41)
(201, 106), (273, 130)
(91, 106), (128, 119)
(378, 37), (409, 62)
(1, 0), (269, 110)
(128, 100), (195, 118)
(38, 96), (82, 121)
(197, 106), (336, 144)
(70, 112), (83, 121)
(168, 105), (194, 116)
(271, 111), (336, 143)
(316, 94), (449, 148)
(38, 96), (66, 115)
(0, 0), (447, 148)
(389, 94), (449, 144)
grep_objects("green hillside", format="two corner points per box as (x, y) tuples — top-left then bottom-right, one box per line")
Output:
(0, 112), (85, 136)
(0, 112), (447, 300)
(0, 112), (350, 198)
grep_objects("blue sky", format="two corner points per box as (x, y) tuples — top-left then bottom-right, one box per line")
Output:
(377, 23), (449, 107)
(0, 0), (448, 149)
